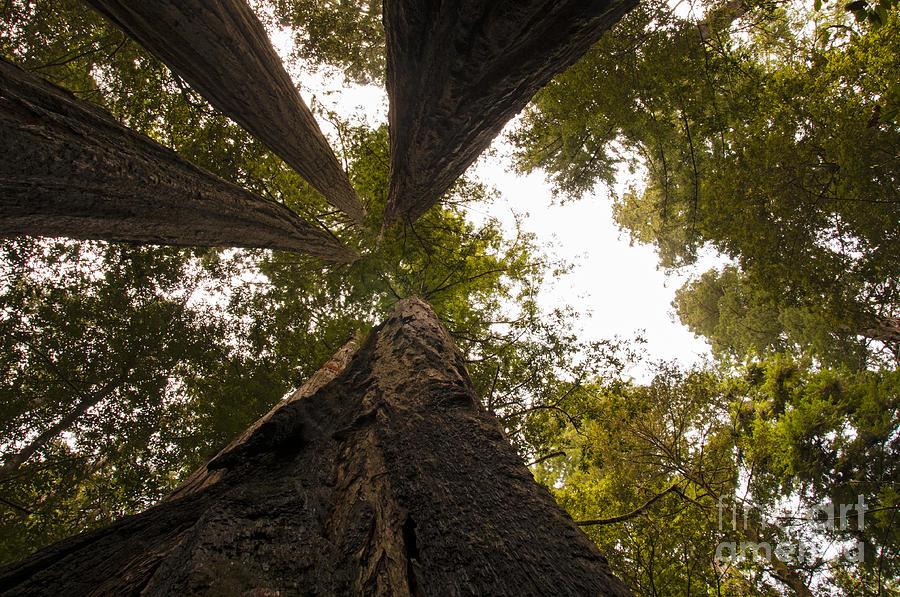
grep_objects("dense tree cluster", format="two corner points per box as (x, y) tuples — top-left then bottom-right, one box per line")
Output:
(513, 0), (900, 370)
(1, 0), (898, 594)
(508, 0), (900, 592)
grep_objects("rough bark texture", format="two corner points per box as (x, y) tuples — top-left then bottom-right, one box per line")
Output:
(83, 0), (365, 225)
(0, 58), (357, 262)
(0, 298), (633, 596)
(381, 0), (637, 231)
(167, 334), (362, 501)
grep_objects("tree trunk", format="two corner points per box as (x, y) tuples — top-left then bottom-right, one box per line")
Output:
(381, 0), (637, 231)
(82, 0), (366, 225)
(0, 58), (357, 262)
(0, 298), (633, 596)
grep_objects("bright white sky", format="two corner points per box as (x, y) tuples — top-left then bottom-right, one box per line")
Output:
(280, 29), (722, 381)
(469, 141), (721, 378)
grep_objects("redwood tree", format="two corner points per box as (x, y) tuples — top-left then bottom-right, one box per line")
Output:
(0, 58), (355, 262)
(0, 299), (633, 596)
(381, 0), (637, 230)
(82, 0), (366, 224)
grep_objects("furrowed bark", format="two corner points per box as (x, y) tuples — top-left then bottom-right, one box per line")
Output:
(0, 58), (357, 262)
(0, 298), (633, 596)
(82, 0), (366, 225)
(381, 0), (637, 231)
(166, 333), (362, 501)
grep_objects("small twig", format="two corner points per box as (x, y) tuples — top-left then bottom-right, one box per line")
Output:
(576, 483), (681, 526)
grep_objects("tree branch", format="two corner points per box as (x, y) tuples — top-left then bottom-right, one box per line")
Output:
(576, 483), (681, 526)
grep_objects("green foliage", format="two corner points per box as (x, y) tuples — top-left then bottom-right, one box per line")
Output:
(0, 240), (237, 562)
(836, 0), (898, 28)
(512, 0), (900, 367)
(674, 266), (871, 368)
(533, 359), (900, 595)
(740, 361), (900, 594)
(269, 0), (384, 84)
(535, 366), (759, 594)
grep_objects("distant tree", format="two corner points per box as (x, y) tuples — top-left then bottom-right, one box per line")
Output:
(673, 266), (875, 368)
(0, 240), (241, 562)
(529, 359), (900, 595)
(511, 0), (900, 368)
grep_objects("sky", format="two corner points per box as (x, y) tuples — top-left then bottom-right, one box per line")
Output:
(279, 31), (724, 381)
(469, 144), (722, 378)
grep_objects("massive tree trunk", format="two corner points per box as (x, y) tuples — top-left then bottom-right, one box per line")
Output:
(381, 0), (637, 231)
(0, 58), (356, 262)
(82, 0), (365, 225)
(0, 298), (633, 596)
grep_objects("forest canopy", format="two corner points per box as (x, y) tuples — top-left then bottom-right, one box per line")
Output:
(1, 0), (898, 595)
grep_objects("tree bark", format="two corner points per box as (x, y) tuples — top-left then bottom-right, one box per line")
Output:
(0, 298), (633, 596)
(82, 0), (366, 225)
(381, 0), (637, 231)
(0, 58), (357, 262)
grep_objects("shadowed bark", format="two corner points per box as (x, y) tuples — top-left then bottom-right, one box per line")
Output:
(381, 0), (637, 231)
(0, 58), (357, 262)
(0, 298), (633, 596)
(82, 0), (366, 225)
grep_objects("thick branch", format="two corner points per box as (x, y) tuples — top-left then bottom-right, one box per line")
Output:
(526, 450), (567, 467)
(82, 0), (365, 224)
(0, 58), (357, 262)
(866, 316), (900, 344)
